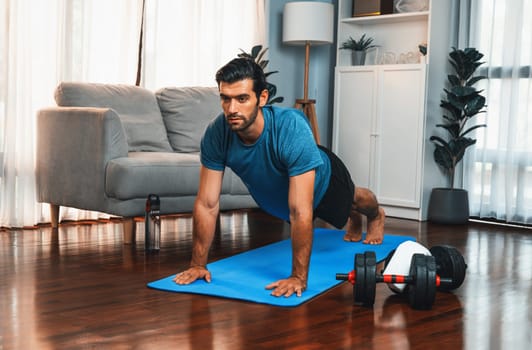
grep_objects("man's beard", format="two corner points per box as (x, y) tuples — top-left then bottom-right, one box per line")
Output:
(226, 105), (259, 132)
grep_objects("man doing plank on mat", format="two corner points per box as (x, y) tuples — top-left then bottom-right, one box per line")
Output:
(174, 58), (385, 297)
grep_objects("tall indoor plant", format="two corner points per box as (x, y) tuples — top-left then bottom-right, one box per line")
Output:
(428, 47), (487, 224)
(340, 34), (377, 66)
(238, 45), (284, 105)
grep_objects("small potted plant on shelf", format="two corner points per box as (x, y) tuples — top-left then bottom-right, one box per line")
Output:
(340, 34), (378, 66)
(427, 47), (487, 224)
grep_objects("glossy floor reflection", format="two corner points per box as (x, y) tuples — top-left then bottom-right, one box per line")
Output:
(0, 211), (530, 349)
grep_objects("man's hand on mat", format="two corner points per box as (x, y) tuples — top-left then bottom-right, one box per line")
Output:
(266, 277), (307, 297)
(173, 266), (211, 285)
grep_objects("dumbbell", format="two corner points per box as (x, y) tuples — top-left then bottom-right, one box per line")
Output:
(428, 245), (467, 291)
(336, 245), (466, 310)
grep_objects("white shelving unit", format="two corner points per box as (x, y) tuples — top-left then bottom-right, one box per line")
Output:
(337, 3), (429, 67)
(332, 0), (452, 220)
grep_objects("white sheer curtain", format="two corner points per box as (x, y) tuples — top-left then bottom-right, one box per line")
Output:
(0, 0), (265, 228)
(141, 0), (266, 89)
(0, 0), (142, 228)
(459, 0), (532, 225)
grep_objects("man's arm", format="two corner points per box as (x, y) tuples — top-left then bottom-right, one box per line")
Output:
(266, 170), (315, 297)
(174, 165), (223, 284)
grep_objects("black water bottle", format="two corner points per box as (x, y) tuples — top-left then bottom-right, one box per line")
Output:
(145, 194), (161, 252)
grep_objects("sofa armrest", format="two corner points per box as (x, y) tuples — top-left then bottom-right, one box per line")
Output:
(36, 107), (128, 210)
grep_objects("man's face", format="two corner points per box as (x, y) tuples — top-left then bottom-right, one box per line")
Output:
(219, 79), (267, 132)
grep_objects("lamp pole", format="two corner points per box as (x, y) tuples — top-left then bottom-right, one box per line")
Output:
(304, 41), (310, 100)
(282, 1), (334, 145)
(295, 41), (320, 144)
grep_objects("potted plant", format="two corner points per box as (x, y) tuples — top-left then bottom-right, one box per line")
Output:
(340, 34), (378, 66)
(427, 47), (487, 224)
(238, 45), (284, 105)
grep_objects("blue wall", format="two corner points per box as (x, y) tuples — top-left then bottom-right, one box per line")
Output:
(266, 0), (337, 147)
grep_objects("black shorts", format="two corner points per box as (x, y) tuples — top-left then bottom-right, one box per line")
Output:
(314, 145), (355, 229)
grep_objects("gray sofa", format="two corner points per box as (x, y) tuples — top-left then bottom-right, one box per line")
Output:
(36, 82), (257, 243)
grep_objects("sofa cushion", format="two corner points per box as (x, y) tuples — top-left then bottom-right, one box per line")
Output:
(156, 87), (220, 152)
(55, 82), (173, 152)
(105, 152), (238, 199)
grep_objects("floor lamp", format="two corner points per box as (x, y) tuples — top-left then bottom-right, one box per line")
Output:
(283, 1), (334, 144)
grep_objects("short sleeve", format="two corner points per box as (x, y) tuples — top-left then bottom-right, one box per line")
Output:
(278, 110), (323, 177)
(200, 115), (227, 171)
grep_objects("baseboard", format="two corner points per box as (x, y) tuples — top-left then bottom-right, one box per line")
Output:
(381, 204), (424, 221)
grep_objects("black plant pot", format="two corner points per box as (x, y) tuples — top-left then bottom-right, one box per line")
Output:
(428, 188), (470, 224)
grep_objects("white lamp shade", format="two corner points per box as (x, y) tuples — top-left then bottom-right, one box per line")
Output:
(283, 1), (334, 45)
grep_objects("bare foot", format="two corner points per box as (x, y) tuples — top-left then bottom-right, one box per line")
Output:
(343, 231), (362, 242)
(343, 212), (363, 242)
(363, 207), (385, 245)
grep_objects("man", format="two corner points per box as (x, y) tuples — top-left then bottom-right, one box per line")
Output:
(174, 58), (385, 298)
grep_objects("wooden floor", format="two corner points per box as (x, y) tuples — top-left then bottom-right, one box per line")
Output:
(1, 210), (531, 350)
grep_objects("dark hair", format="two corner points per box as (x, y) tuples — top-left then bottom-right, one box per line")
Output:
(215, 58), (267, 99)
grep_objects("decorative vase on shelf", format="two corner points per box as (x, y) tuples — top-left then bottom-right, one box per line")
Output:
(394, 0), (429, 13)
(352, 50), (366, 65)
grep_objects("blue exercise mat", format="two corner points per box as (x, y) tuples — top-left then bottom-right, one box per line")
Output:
(147, 228), (414, 307)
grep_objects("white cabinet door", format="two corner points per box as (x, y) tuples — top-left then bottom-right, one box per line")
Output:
(374, 66), (426, 208)
(333, 65), (426, 209)
(332, 67), (377, 188)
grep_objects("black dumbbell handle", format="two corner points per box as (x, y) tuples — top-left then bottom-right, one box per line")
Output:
(336, 273), (348, 280)
(437, 276), (453, 287)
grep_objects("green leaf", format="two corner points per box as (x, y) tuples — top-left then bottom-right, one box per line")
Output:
(446, 96), (463, 111)
(436, 123), (460, 138)
(467, 75), (487, 86)
(463, 95), (486, 116)
(448, 74), (461, 86)
(268, 96), (284, 104)
(264, 71), (278, 78)
(256, 47), (268, 63)
(433, 145), (454, 171)
(237, 50), (253, 59)
(449, 138), (476, 163)
(430, 135), (451, 148)
(442, 114), (457, 123)
(251, 45), (262, 59)
(450, 85), (477, 98)
(259, 60), (268, 69)
(267, 83), (277, 96)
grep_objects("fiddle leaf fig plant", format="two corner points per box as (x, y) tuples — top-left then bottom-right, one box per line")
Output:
(430, 47), (487, 188)
(238, 45), (284, 105)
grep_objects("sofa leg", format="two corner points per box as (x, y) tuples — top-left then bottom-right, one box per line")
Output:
(50, 204), (60, 228)
(123, 217), (137, 245)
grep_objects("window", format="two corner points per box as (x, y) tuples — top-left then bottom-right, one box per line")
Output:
(464, 0), (532, 224)
(0, 0), (265, 227)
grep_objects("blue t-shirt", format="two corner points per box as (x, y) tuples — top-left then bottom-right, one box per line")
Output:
(200, 105), (331, 221)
